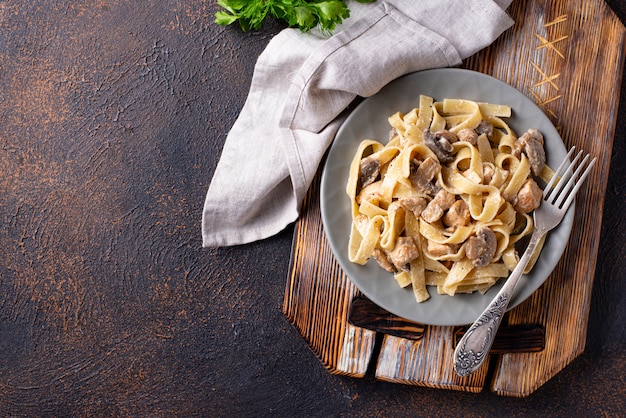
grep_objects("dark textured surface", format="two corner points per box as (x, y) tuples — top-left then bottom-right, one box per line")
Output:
(0, 1), (624, 416)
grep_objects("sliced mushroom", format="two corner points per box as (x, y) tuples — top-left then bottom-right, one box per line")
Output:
(422, 189), (456, 223)
(521, 128), (544, 145)
(435, 130), (458, 144)
(388, 236), (420, 271)
(513, 178), (543, 213)
(466, 227), (497, 267)
(409, 156), (441, 196)
(517, 128), (546, 176)
(475, 120), (494, 138)
(359, 156), (380, 189)
(424, 129), (454, 163)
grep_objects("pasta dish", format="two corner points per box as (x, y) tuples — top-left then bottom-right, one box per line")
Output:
(346, 96), (552, 303)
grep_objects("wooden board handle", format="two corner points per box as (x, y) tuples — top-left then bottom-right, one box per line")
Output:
(349, 296), (545, 353)
(348, 296), (425, 341)
(454, 325), (545, 354)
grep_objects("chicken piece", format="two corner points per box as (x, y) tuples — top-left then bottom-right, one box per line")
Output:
(427, 240), (458, 257)
(422, 189), (456, 223)
(482, 162), (495, 185)
(457, 128), (478, 145)
(514, 178), (543, 213)
(399, 196), (428, 218)
(443, 199), (470, 227)
(466, 227), (497, 267)
(388, 237), (419, 270)
(356, 180), (381, 204)
(372, 248), (396, 273)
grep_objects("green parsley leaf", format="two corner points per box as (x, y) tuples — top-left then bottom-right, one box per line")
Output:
(215, 0), (377, 33)
(214, 11), (240, 26)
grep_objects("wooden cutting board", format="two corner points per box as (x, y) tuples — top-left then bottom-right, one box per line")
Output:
(283, 0), (625, 397)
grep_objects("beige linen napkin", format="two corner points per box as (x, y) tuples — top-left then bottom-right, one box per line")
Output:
(203, 0), (514, 247)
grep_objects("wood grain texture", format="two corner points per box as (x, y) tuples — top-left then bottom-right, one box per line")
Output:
(284, 170), (377, 377)
(284, 0), (625, 397)
(348, 296), (425, 341)
(349, 296), (545, 352)
(485, 0), (626, 397)
(375, 329), (489, 393)
(0, 0), (624, 415)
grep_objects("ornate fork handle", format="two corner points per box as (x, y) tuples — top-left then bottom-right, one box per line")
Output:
(454, 147), (595, 376)
(453, 227), (546, 376)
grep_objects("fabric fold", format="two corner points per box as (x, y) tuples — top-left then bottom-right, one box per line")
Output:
(202, 0), (515, 247)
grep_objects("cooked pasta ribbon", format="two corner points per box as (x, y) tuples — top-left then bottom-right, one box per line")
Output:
(347, 95), (551, 303)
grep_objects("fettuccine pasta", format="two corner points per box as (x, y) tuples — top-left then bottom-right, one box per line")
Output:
(346, 96), (552, 303)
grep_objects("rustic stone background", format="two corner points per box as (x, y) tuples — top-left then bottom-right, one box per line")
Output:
(0, 1), (624, 416)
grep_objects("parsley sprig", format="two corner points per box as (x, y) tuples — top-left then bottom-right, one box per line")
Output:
(215, 0), (376, 33)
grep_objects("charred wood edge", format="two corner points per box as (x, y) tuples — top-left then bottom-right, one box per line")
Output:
(348, 295), (546, 353)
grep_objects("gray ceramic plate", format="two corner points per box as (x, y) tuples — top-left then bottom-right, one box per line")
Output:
(320, 68), (573, 326)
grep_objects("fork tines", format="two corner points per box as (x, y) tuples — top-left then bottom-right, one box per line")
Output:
(543, 147), (596, 210)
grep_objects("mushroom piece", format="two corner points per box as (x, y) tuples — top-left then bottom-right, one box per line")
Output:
(475, 120), (494, 138)
(409, 156), (441, 196)
(482, 162), (495, 185)
(387, 237), (420, 271)
(422, 189), (456, 223)
(359, 156), (380, 190)
(466, 227), (498, 268)
(423, 129), (454, 163)
(517, 128), (546, 176)
(435, 130), (458, 144)
(513, 178), (543, 213)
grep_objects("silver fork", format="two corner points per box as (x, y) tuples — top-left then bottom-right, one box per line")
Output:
(453, 147), (596, 377)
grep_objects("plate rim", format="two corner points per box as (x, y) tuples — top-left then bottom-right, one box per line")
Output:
(320, 67), (574, 326)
